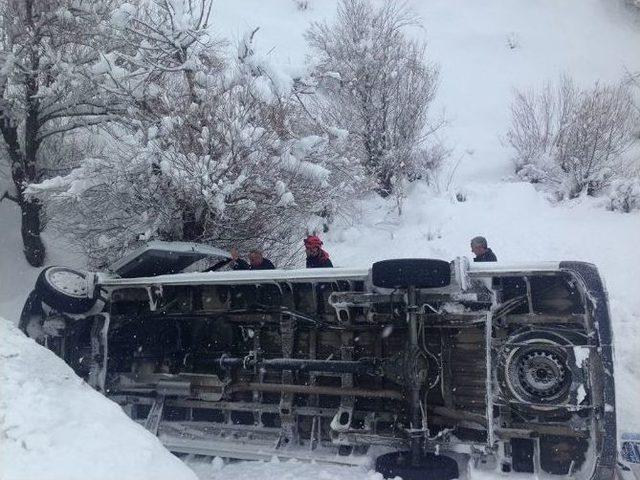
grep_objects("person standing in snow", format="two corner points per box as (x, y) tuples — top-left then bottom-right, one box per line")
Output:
(304, 235), (333, 268)
(230, 247), (275, 270)
(470, 236), (497, 262)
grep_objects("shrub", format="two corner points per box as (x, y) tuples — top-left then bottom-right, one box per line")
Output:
(507, 77), (638, 199)
(607, 178), (640, 212)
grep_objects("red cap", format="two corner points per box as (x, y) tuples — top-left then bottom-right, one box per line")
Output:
(304, 235), (323, 248)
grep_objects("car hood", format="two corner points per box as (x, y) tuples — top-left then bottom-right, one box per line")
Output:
(108, 241), (231, 278)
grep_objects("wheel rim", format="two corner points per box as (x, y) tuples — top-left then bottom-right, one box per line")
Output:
(45, 268), (88, 298)
(517, 350), (566, 398)
(505, 344), (571, 405)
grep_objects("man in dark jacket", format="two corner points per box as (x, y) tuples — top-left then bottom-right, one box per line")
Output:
(304, 235), (333, 268)
(470, 236), (497, 262)
(231, 247), (275, 270)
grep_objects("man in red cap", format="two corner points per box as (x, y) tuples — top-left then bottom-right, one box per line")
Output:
(304, 235), (333, 268)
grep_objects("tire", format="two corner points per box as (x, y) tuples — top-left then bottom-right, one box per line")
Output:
(371, 259), (451, 289)
(35, 266), (97, 314)
(497, 329), (576, 410)
(375, 451), (459, 480)
(19, 289), (43, 335)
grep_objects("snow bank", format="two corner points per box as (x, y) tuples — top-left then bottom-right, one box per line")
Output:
(186, 456), (382, 480)
(0, 318), (197, 480)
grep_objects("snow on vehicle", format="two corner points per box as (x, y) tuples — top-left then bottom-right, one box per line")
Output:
(20, 242), (622, 479)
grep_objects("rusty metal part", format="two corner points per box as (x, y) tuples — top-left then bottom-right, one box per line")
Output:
(215, 355), (380, 375)
(495, 425), (589, 439)
(430, 406), (487, 426)
(229, 382), (404, 400)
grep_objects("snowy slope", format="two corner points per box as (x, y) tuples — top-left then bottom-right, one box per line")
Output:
(214, 0), (640, 182)
(0, 318), (197, 480)
(0, 160), (88, 321)
(0, 197), (87, 322)
(0, 200), (39, 321)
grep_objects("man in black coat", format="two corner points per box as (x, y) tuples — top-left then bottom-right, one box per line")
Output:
(231, 247), (275, 270)
(470, 236), (497, 262)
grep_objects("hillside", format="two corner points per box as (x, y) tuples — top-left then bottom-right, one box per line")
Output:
(215, 0), (640, 182)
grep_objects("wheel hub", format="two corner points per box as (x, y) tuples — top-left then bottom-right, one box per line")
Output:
(505, 346), (571, 404)
(47, 269), (88, 297)
(517, 350), (566, 397)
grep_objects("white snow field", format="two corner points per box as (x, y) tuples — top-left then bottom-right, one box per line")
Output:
(0, 318), (198, 480)
(1, 0), (640, 479)
(214, 0), (640, 182)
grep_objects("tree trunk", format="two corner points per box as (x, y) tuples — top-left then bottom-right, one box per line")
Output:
(376, 169), (393, 198)
(0, 0), (46, 267)
(1, 94), (46, 266)
(182, 207), (205, 241)
(21, 199), (45, 267)
(363, 131), (393, 198)
(0, 121), (46, 266)
(20, 0), (45, 267)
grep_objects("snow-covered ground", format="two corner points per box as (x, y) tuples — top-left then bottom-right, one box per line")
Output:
(0, 197), (86, 322)
(186, 456), (383, 480)
(214, 0), (640, 182)
(0, 318), (198, 480)
(1, 1), (639, 479)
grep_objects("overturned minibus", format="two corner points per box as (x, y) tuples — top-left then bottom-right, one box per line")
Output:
(20, 242), (623, 479)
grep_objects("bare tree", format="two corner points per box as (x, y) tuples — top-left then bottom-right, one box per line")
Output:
(305, 0), (444, 198)
(625, 69), (640, 134)
(507, 77), (638, 199)
(0, 0), (121, 266)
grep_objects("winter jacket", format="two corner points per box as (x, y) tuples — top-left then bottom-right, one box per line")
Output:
(233, 258), (276, 270)
(306, 250), (333, 268)
(473, 248), (497, 262)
